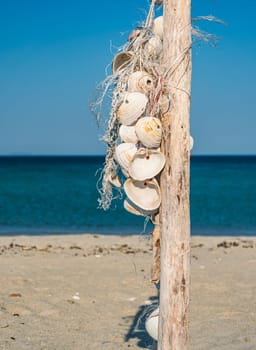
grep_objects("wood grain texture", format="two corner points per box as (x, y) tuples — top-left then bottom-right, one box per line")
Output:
(158, 0), (192, 349)
(151, 219), (161, 283)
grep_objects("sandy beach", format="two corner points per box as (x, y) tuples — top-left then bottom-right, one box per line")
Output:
(0, 234), (255, 350)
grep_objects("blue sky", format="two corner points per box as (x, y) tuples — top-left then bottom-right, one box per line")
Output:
(0, 0), (255, 155)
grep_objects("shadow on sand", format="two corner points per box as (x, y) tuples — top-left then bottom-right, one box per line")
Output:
(124, 295), (158, 349)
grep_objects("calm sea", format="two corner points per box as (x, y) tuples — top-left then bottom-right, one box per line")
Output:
(0, 156), (255, 236)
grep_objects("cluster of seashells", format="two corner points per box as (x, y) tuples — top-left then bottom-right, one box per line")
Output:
(109, 16), (166, 218)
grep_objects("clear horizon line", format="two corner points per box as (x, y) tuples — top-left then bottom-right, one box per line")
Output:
(0, 153), (256, 157)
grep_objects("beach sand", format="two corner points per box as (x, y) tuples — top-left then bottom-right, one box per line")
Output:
(0, 234), (255, 350)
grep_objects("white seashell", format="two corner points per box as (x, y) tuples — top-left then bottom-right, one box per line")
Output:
(124, 198), (157, 217)
(144, 36), (162, 58)
(152, 16), (163, 40)
(123, 199), (144, 216)
(108, 173), (122, 188)
(127, 71), (154, 95)
(145, 307), (159, 341)
(129, 149), (165, 181)
(124, 178), (161, 212)
(119, 125), (138, 144)
(135, 117), (162, 148)
(114, 143), (137, 173)
(72, 292), (81, 301)
(120, 167), (130, 178)
(190, 135), (194, 151)
(117, 92), (148, 126)
(112, 51), (134, 75)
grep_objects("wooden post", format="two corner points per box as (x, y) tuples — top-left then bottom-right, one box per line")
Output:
(151, 214), (161, 283)
(158, 0), (192, 349)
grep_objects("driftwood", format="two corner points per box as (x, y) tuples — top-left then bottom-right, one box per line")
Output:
(158, 0), (192, 349)
(151, 214), (161, 283)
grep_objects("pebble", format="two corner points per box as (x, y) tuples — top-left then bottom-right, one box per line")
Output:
(127, 297), (136, 302)
(72, 292), (80, 301)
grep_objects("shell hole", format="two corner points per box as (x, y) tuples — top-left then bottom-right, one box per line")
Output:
(125, 99), (129, 104)
(146, 155), (150, 160)
(144, 182), (147, 186)
(146, 79), (152, 85)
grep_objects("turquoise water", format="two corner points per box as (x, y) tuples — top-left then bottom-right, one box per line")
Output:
(0, 156), (255, 236)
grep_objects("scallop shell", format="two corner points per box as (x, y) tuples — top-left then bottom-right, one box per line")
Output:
(119, 125), (138, 144)
(127, 71), (154, 95)
(123, 199), (144, 216)
(124, 178), (161, 212)
(135, 117), (162, 148)
(117, 92), (148, 126)
(114, 143), (137, 173)
(152, 16), (163, 40)
(124, 198), (157, 217)
(120, 167), (130, 178)
(190, 135), (194, 151)
(112, 52), (134, 75)
(145, 307), (159, 341)
(108, 173), (122, 188)
(144, 35), (162, 58)
(129, 149), (165, 181)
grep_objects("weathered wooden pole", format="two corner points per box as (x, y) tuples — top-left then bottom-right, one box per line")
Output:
(158, 0), (192, 349)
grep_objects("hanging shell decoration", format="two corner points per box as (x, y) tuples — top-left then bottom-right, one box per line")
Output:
(127, 71), (154, 95)
(114, 143), (137, 173)
(124, 199), (143, 216)
(94, 1), (194, 218)
(145, 307), (159, 341)
(190, 135), (194, 150)
(152, 16), (163, 39)
(124, 199), (147, 217)
(107, 173), (122, 188)
(144, 35), (162, 58)
(117, 92), (148, 126)
(135, 116), (162, 148)
(129, 148), (166, 181)
(124, 178), (161, 212)
(112, 51), (134, 75)
(119, 125), (138, 144)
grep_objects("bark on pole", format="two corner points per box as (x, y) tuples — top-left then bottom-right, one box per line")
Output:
(158, 0), (192, 349)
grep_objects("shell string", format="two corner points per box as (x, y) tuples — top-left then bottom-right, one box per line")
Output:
(144, 0), (156, 28)
(92, 2), (222, 210)
(95, 4), (164, 210)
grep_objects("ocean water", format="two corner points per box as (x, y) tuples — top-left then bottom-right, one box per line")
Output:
(0, 156), (255, 236)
